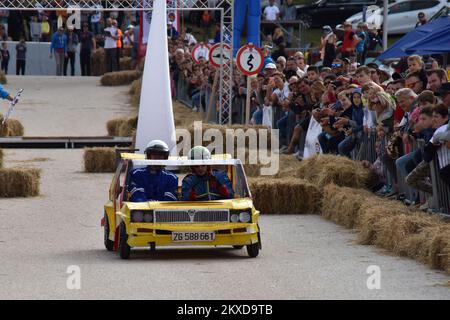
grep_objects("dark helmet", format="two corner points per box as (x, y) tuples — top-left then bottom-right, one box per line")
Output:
(144, 140), (170, 159)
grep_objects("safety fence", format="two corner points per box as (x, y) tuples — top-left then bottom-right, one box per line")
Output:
(175, 73), (251, 124)
(351, 131), (450, 216)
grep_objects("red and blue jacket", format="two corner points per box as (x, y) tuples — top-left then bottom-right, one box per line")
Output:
(181, 169), (234, 201)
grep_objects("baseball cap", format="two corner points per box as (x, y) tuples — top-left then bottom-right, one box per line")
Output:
(265, 63), (277, 70)
(435, 83), (450, 97)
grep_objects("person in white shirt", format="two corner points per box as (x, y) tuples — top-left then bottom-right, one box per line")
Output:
(264, 0), (280, 21)
(90, 1), (103, 35)
(195, 42), (209, 61)
(263, 0), (280, 39)
(104, 18), (118, 72)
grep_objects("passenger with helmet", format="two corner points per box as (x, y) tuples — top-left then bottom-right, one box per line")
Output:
(127, 140), (178, 202)
(181, 146), (234, 201)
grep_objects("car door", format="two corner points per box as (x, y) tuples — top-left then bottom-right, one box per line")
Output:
(387, 1), (413, 34)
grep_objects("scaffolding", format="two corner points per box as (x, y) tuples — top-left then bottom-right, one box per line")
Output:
(0, 0), (234, 124)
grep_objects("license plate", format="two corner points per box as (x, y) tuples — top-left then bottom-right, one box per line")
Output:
(172, 231), (216, 242)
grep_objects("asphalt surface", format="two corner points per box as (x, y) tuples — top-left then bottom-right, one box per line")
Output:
(1, 149), (449, 300)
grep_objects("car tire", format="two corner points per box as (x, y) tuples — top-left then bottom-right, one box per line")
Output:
(104, 213), (114, 251)
(233, 245), (244, 250)
(246, 242), (259, 258)
(119, 222), (131, 259)
(298, 13), (312, 29)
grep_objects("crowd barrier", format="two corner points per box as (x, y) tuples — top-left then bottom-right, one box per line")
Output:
(351, 131), (450, 216)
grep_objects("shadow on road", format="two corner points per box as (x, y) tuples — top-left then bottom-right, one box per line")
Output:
(54, 247), (255, 263)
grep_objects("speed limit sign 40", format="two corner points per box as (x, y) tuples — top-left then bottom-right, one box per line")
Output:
(236, 44), (264, 76)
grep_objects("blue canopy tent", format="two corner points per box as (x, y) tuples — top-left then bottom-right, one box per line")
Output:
(377, 17), (450, 60)
(404, 17), (450, 55)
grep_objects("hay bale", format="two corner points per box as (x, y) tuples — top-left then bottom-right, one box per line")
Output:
(0, 168), (40, 197)
(118, 116), (138, 137)
(321, 184), (377, 229)
(0, 71), (6, 84)
(92, 48), (106, 76)
(137, 58), (145, 72)
(249, 177), (321, 214)
(0, 114), (24, 137)
(83, 147), (116, 173)
(399, 225), (450, 271)
(106, 118), (124, 136)
(106, 116), (137, 137)
(0, 149), (3, 168)
(372, 212), (441, 253)
(122, 45), (132, 57)
(185, 123), (272, 153)
(120, 57), (133, 70)
(356, 199), (411, 245)
(243, 153), (299, 178)
(129, 77), (142, 107)
(296, 154), (370, 189)
(7, 119), (24, 136)
(101, 70), (142, 86)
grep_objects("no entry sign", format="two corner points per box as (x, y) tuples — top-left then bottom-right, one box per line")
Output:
(236, 44), (264, 76)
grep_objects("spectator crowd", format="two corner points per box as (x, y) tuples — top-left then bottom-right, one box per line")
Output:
(0, 2), (448, 212)
(167, 6), (450, 212)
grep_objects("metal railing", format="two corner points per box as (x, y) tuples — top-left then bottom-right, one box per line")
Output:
(350, 132), (450, 216)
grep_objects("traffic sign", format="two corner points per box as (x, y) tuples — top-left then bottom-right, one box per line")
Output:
(208, 43), (231, 68)
(236, 44), (264, 76)
(191, 43), (210, 64)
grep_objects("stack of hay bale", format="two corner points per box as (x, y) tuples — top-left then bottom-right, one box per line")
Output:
(83, 147), (116, 173)
(0, 115), (25, 137)
(100, 70), (142, 86)
(0, 149), (41, 197)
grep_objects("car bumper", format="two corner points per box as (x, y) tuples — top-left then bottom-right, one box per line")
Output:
(126, 222), (259, 247)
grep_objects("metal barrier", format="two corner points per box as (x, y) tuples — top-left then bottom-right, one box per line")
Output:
(352, 130), (450, 216)
(430, 150), (450, 216)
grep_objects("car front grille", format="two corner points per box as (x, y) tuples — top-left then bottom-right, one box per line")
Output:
(154, 209), (229, 223)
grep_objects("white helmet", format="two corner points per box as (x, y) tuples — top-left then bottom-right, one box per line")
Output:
(188, 146), (211, 160)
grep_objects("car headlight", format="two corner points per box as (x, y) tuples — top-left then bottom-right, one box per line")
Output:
(230, 214), (239, 223)
(143, 212), (153, 223)
(239, 212), (251, 223)
(131, 210), (144, 222)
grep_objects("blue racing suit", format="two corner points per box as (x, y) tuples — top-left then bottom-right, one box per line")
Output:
(181, 169), (234, 201)
(128, 167), (178, 202)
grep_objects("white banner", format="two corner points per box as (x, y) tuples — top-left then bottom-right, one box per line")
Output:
(303, 117), (323, 159)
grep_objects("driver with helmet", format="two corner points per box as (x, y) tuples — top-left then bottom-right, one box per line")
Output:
(128, 140), (178, 202)
(181, 146), (234, 201)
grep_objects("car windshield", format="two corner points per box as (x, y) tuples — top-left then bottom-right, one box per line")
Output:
(130, 159), (252, 199)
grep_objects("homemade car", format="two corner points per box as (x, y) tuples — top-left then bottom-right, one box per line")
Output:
(101, 152), (261, 259)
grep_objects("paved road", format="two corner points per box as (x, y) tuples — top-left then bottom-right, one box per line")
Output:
(0, 149), (449, 299)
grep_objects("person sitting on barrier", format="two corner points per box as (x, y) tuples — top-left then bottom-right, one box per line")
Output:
(182, 146), (234, 201)
(128, 140), (178, 203)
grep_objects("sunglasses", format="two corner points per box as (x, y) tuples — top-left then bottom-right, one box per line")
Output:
(331, 63), (342, 68)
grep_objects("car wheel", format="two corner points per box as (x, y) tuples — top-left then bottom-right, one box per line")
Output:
(119, 222), (131, 259)
(233, 245), (244, 250)
(298, 13), (312, 29)
(246, 243), (259, 258)
(104, 213), (114, 251)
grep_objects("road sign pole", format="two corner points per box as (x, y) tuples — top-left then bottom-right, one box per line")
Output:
(245, 76), (251, 124)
